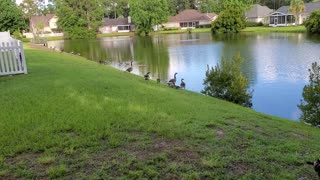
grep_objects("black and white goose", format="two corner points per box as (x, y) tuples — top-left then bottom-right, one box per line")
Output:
(144, 72), (151, 80)
(125, 61), (133, 72)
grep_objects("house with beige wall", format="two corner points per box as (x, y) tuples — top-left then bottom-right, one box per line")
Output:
(246, 4), (273, 24)
(163, 9), (217, 29)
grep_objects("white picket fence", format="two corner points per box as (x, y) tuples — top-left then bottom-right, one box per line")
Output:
(0, 41), (27, 76)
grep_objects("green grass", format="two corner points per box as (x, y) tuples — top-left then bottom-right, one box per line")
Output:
(0, 46), (319, 179)
(97, 32), (135, 38)
(241, 26), (307, 33)
(154, 28), (211, 34)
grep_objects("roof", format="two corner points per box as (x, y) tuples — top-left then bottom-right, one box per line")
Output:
(103, 17), (133, 26)
(168, 9), (217, 22)
(30, 14), (55, 27)
(276, 2), (320, 14)
(246, 4), (273, 18)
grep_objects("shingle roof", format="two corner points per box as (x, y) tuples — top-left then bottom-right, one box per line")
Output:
(276, 2), (320, 14)
(246, 4), (273, 18)
(168, 9), (217, 22)
(103, 17), (133, 26)
(30, 14), (55, 27)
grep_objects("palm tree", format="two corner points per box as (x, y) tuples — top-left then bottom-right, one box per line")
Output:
(289, 0), (305, 25)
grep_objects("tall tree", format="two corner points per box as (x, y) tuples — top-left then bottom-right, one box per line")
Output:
(0, 0), (25, 33)
(298, 62), (320, 126)
(103, 0), (129, 18)
(129, 0), (169, 36)
(56, 0), (104, 39)
(289, 0), (305, 25)
(19, 0), (43, 20)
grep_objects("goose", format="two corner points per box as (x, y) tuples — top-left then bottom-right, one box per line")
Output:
(168, 72), (178, 85)
(307, 159), (320, 177)
(144, 72), (151, 80)
(180, 78), (186, 89)
(125, 61), (133, 72)
(157, 78), (161, 83)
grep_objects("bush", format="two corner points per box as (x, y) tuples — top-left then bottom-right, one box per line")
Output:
(246, 21), (263, 27)
(202, 53), (252, 107)
(162, 27), (180, 31)
(211, 7), (246, 34)
(64, 27), (96, 39)
(298, 62), (320, 126)
(12, 30), (23, 40)
(305, 10), (320, 34)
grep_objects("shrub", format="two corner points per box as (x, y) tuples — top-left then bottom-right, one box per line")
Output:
(211, 7), (246, 34)
(162, 27), (180, 31)
(202, 53), (252, 107)
(12, 30), (23, 40)
(298, 62), (320, 126)
(305, 10), (320, 34)
(246, 21), (263, 27)
(64, 27), (96, 39)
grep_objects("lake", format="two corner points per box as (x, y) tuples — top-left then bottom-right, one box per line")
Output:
(48, 33), (320, 120)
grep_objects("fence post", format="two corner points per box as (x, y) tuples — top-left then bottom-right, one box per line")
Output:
(18, 41), (27, 74)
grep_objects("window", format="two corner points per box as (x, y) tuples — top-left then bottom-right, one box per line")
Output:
(118, 26), (129, 31)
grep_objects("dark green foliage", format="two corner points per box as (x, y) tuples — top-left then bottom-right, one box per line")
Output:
(0, 0), (25, 33)
(211, 7), (246, 34)
(305, 10), (320, 34)
(298, 62), (320, 126)
(246, 21), (264, 27)
(56, 0), (104, 39)
(202, 54), (252, 107)
(63, 27), (96, 40)
(129, 0), (169, 36)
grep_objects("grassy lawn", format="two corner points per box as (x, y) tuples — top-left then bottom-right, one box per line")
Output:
(0, 45), (319, 179)
(241, 26), (307, 33)
(97, 32), (135, 38)
(154, 28), (211, 34)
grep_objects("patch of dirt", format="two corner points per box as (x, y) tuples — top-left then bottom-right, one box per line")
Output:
(290, 132), (306, 140)
(4, 152), (49, 179)
(227, 161), (249, 176)
(215, 129), (225, 139)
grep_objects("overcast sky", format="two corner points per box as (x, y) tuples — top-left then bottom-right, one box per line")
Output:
(16, 0), (22, 5)
(16, 0), (49, 5)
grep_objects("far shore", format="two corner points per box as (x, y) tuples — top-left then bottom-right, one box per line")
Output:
(35, 26), (307, 41)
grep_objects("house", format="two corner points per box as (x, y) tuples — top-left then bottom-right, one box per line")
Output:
(246, 4), (273, 24)
(269, 2), (320, 26)
(30, 14), (59, 34)
(163, 9), (218, 29)
(99, 17), (135, 33)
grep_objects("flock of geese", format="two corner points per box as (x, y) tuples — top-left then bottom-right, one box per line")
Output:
(125, 60), (186, 90)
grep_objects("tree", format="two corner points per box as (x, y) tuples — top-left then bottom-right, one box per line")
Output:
(202, 53), (252, 107)
(289, 0), (305, 25)
(211, 7), (246, 33)
(56, 0), (104, 39)
(0, 0), (25, 33)
(298, 62), (320, 126)
(103, 0), (129, 18)
(19, 0), (42, 20)
(129, 0), (169, 36)
(305, 10), (320, 34)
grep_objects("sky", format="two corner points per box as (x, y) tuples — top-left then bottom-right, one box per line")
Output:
(16, 0), (23, 5)
(16, 0), (49, 5)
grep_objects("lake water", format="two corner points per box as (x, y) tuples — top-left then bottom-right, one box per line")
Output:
(48, 33), (320, 120)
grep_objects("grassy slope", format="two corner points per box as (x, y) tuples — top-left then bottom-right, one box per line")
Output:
(0, 46), (319, 179)
(241, 26), (306, 33)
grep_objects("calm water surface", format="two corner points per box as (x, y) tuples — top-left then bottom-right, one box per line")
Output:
(48, 33), (320, 120)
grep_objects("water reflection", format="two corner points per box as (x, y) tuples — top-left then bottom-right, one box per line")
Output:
(48, 33), (320, 120)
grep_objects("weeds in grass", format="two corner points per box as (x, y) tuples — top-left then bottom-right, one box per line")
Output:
(48, 164), (67, 178)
